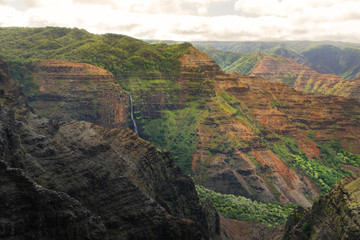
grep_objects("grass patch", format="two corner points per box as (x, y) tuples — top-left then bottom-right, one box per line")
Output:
(196, 184), (296, 227)
(271, 137), (352, 193)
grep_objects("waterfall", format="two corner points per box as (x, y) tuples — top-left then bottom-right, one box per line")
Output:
(129, 94), (138, 134)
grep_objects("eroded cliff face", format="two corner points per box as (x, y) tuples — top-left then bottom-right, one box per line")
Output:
(250, 55), (360, 101)
(177, 48), (360, 207)
(283, 173), (360, 240)
(0, 59), (220, 240)
(231, 74), (360, 154)
(179, 49), (318, 207)
(220, 215), (283, 240)
(0, 162), (108, 240)
(31, 59), (129, 128)
(11, 46), (360, 209)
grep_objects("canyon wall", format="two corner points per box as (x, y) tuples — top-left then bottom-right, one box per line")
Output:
(0, 58), (220, 240)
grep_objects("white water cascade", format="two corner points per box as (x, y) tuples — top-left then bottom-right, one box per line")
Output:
(129, 94), (138, 134)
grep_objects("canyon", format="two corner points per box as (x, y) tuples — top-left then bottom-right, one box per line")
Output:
(24, 44), (360, 209)
(0, 58), (220, 240)
(1, 27), (360, 239)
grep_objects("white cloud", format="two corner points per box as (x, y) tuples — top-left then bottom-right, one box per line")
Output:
(0, 0), (359, 43)
(0, 6), (25, 26)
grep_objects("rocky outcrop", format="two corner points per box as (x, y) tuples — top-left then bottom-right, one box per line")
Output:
(250, 55), (360, 101)
(0, 59), (220, 240)
(220, 215), (283, 240)
(232, 74), (360, 153)
(31, 60), (129, 128)
(282, 174), (360, 240)
(0, 161), (108, 240)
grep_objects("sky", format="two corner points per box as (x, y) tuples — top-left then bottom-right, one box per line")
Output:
(0, 0), (359, 43)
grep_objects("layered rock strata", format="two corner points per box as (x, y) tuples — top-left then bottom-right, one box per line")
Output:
(32, 60), (129, 128)
(15, 47), (360, 208)
(185, 48), (360, 207)
(0, 58), (220, 240)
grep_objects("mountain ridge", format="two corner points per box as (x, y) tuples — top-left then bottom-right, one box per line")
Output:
(199, 47), (360, 102)
(193, 41), (360, 79)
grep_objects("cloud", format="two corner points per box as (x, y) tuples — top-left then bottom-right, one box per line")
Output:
(0, 0), (359, 43)
(0, 0), (42, 11)
(234, 0), (360, 20)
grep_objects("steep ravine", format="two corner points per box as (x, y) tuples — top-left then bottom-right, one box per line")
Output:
(180, 48), (360, 207)
(0, 58), (221, 240)
(25, 46), (360, 208)
(2, 27), (360, 240)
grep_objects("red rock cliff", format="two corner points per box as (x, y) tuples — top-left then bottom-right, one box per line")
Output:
(32, 60), (128, 128)
(180, 48), (360, 207)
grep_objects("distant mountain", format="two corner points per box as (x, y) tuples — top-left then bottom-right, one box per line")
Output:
(302, 45), (360, 79)
(199, 46), (360, 101)
(194, 41), (360, 79)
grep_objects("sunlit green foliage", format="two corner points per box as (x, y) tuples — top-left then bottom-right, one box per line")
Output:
(271, 137), (352, 193)
(318, 141), (360, 168)
(143, 104), (202, 174)
(196, 185), (296, 227)
(0, 27), (191, 89)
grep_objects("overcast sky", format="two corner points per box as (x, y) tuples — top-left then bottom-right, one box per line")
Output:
(0, 0), (359, 42)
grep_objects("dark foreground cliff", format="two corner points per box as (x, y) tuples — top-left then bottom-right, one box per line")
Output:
(0, 161), (108, 240)
(0, 58), (220, 239)
(283, 173), (360, 240)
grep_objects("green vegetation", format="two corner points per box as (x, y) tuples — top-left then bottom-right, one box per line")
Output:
(270, 100), (281, 109)
(0, 27), (203, 175)
(223, 52), (264, 74)
(271, 137), (353, 193)
(196, 46), (244, 70)
(0, 27), (190, 95)
(318, 141), (360, 168)
(213, 93), (237, 115)
(270, 54), (290, 64)
(2, 27), (359, 203)
(302, 45), (360, 79)
(198, 46), (267, 74)
(143, 104), (202, 174)
(6, 61), (39, 95)
(196, 185), (296, 227)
